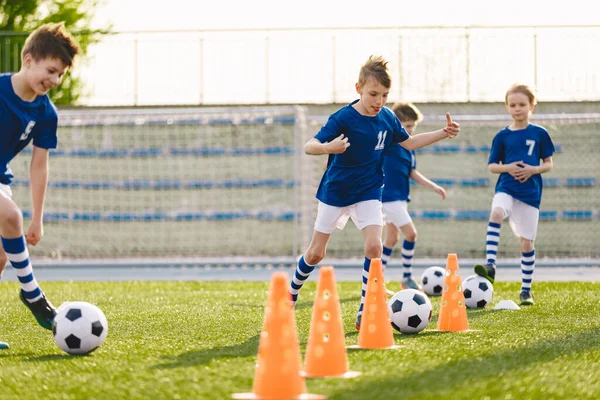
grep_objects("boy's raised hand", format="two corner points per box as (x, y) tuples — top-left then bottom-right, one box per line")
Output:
(443, 113), (460, 138)
(327, 134), (350, 154)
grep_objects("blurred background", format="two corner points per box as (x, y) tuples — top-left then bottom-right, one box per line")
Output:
(1, 0), (598, 266)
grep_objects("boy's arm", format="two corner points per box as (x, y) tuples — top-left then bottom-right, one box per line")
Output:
(410, 169), (446, 199)
(488, 162), (522, 174)
(305, 135), (350, 155)
(535, 156), (553, 174)
(27, 146), (50, 246)
(400, 113), (459, 150)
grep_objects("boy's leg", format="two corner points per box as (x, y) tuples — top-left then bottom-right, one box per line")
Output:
(289, 231), (330, 306)
(356, 256), (371, 330)
(474, 220), (501, 283)
(519, 247), (536, 305)
(512, 201), (539, 305)
(289, 201), (342, 306)
(356, 223), (383, 330)
(382, 223), (398, 295)
(1, 236), (56, 330)
(475, 199), (508, 283)
(399, 222), (420, 290)
(382, 201), (412, 293)
(381, 223), (399, 270)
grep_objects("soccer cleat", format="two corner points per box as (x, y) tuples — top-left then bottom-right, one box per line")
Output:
(401, 277), (422, 291)
(519, 290), (535, 305)
(355, 313), (362, 331)
(474, 262), (496, 284)
(0, 341), (8, 349)
(19, 290), (57, 331)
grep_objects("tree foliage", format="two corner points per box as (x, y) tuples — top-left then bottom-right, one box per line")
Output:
(0, 0), (111, 105)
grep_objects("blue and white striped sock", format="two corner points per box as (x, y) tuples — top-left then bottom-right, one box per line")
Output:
(381, 246), (393, 270)
(1, 236), (43, 302)
(289, 255), (316, 306)
(521, 250), (535, 291)
(401, 240), (416, 279)
(357, 257), (371, 317)
(486, 222), (501, 264)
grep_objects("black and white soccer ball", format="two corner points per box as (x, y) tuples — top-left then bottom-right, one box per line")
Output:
(420, 266), (445, 296)
(388, 289), (432, 334)
(53, 301), (108, 355)
(462, 275), (494, 308)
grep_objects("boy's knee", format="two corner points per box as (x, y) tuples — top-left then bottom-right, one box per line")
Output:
(0, 207), (23, 229)
(520, 238), (535, 252)
(490, 208), (505, 222)
(405, 230), (417, 243)
(364, 241), (382, 259)
(304, 248), (325, 265)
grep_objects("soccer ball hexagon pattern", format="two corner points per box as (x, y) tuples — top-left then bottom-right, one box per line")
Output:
(53, 301), (108, 355)
(462, 275), (494, 308)
(420, 266), (445, 296)
(388, 289), (433, 334)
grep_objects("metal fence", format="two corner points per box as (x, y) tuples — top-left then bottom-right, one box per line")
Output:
(2, 25), (600, 105)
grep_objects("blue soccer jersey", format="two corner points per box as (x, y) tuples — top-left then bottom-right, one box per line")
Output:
(314, 100), (410, 207)
(489, 124), (555, 209)
(382, 144), (416, 203)
(0, 73), (58, 185)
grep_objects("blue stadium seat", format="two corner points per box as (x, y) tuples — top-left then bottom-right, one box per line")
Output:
(455, 210), (489, 220)
(542, 177), (561, 187)
(561, 210), (593, 220)
(460, 178), (489, 187)
(539, 210), (558, 221)
(420, 210), (452, 220)
(73, 213), (102, 221)
(565, 177), (596, 187)
(432, 145), (461, 153)
(432, 178), (457, 187)
(175, 213), (205, 221)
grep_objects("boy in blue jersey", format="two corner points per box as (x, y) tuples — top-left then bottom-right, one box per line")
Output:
(381, 102), (446, 291)
(0, 23), (81, 348)
(474, 84), (555, 305)
(288, 56), (460, 330)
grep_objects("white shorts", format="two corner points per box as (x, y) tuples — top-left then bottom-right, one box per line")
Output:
(491, 192), (539, 240)
(0, 183), (12, 199)
(314, 200), (383, 234)
(382, 201), (413, 228)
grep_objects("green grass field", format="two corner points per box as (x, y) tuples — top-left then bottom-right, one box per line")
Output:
(1, 280), (599, 399)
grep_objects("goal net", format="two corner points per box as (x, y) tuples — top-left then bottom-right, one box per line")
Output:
(10, 107), (599, 264)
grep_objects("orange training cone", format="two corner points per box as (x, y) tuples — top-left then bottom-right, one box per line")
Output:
(304, 266), (360, 378)
(436, 253), (470, 332)
(352, 259), (399, 350)
(233, 272), (324, 399)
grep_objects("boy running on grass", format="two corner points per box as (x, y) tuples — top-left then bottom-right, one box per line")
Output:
(0, 23), (81, 348)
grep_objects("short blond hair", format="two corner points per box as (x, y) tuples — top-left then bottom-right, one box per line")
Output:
(21, 22), (81, 69)
(391, 102), (423, 123)
(505, 83), (537, 105)
(358, 55), (392, 89)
